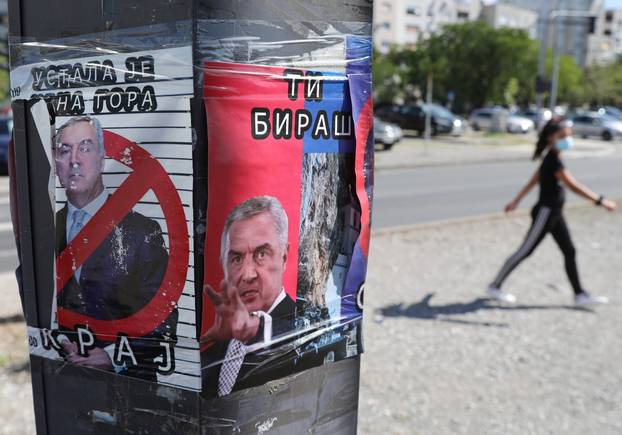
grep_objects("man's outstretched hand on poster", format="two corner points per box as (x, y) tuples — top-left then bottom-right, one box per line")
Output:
(200, 280), (260, 344)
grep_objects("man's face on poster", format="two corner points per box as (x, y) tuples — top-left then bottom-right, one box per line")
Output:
(225, 211), (288, 313)
(55, 121), (105, 204)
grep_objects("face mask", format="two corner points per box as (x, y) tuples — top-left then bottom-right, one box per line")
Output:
(554, 137), (573, 151)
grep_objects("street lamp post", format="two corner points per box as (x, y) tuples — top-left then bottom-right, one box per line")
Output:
(535, 3), (551, 117)
(424, 70), (433, 153)
(549, 16), (562, 111)
(536, 8), (596, 118)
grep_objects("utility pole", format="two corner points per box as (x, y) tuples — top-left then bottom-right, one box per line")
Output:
(549, 11), (561, 111)
(536, 6), (596, 121)
(547, 9), (597, 112)
(535, 3), (550, 117)
(424, 71), (433, 155)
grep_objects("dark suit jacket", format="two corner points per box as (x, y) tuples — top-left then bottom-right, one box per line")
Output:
(56, 203), (177, 380)
(201, 295), (297, 397)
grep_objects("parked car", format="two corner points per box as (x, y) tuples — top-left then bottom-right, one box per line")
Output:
(469, 108), (534, 133)
(596, 106), (622, 120)
(375, 103), (464, 136)
(571, 112), (622, 141)
(0, 116), (12, 174)
(507, 115), (534, 133)
(374, 117), (403, 150)
(450, 113), (468, 136)
(520, 107), (552, 129)
(469, 108), (497, 131)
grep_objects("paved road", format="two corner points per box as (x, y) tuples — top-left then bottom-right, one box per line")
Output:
(0, 177), (17, 274)
(373, 153), (622, 228)
(0, 150), (620, 270)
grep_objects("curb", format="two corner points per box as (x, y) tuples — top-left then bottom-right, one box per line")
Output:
(371, 198), (621, 238)
(374, 142), (618, 171)
(375, 154), (529, 171)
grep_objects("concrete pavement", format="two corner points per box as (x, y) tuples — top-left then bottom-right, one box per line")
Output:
(0, 270), (33, 435)
(360, 205), (622, 435)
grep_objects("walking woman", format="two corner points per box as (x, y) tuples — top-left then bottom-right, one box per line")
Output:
(488, 118), (616, 305)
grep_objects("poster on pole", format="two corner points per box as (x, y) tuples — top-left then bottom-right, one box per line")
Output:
(200, 35), (372, 396)
(11, 45), (200, 391)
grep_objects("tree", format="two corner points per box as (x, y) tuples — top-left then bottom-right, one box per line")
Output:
(372, 47), (403, 104)
(545, 52), (584, 106)
(582, 60), (622, 107)
(373, 22), (540, 112)
(503, 77), (520, 107)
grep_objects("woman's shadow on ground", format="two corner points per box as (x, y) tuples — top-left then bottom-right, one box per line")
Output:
(377, 293), (593, 328)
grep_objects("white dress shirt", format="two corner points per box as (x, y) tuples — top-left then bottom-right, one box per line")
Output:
(65, 188), (108, 244)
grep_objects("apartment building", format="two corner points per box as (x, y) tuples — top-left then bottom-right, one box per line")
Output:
(480, 3), (538, 38)
(374, 0), (617, 68)
(373, 0), (481, 53)
(587, 8), (622, 65)
(500, 0), (603, 67)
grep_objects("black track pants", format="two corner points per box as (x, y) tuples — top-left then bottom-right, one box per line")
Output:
(491, 205), (583, 295)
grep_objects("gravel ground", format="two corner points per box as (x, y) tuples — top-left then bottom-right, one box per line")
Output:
(1, 206), (620, 434)
(359, 205), (622, 435)
(0, 271), (34, 435)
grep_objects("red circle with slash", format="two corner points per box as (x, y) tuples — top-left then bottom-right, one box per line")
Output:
(56, 130), (189, 339)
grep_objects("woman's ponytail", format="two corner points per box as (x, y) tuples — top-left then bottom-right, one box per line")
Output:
(533, 118), (563, 160)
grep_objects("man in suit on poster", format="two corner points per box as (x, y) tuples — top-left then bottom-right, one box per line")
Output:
(201, 195), (297, 397)
(54, 115), (176, 380)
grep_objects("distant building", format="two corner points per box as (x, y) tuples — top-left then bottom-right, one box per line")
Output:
(373, 0), (616, 68)
(480, 3), (538, 38)
(587, 8), (622, 65)
(499, 0), (602, 68)
(497, 0), (543, 13)
(373, 0), (481, 53)
(456, 0), (482, 23)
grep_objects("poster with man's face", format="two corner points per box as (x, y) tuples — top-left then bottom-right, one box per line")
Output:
(11, 46), (201, 391)
(200, 38), (371, 396)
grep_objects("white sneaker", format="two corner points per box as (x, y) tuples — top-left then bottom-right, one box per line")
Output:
(574, 292), (609, 306)
(487, 286), (516, 303)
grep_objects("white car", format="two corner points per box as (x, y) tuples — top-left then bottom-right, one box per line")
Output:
(470, 108), (534, 134)
(572, 112), (622, 141)
(374, 117), (403, 150)
(506, 115), (535, 134)
(451, 116), (468, 136)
